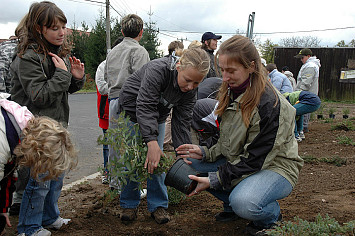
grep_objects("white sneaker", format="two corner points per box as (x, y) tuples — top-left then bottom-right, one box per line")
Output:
(140, 188), (147, 199)
(31, 228), (51, 236)
(299, 131), (305, 140)
(45, 217), (70, 230)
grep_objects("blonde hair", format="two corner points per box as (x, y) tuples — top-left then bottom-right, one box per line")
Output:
(215, 35), (276, 127)
(177, 47), (210, 77)
(188, 40), (202, 49)
(14, 116), (77, 181)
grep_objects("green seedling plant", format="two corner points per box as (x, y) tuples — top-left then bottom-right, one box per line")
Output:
(267, 214), (355, 235)
(98, 112), (175, 191)
(328, 107), (336, 115)
(342, 108), (350, 116)
(337, 135), (355, 146)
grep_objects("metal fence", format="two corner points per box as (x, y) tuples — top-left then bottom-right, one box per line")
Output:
(274, 47), (355, 101)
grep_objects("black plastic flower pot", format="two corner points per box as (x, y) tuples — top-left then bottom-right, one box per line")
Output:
(329, 114), (335, 119)
(317, 114), (323, 119)
(164, 158), (199, 195)
(343, 115), (349, 119)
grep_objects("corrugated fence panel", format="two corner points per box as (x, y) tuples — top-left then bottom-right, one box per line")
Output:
(274, 47), (355, 101)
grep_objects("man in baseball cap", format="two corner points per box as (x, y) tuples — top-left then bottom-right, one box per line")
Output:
(294, 48), (313, 58)
(201, 32), (222, 79)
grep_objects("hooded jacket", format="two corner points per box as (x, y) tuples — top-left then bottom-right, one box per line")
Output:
(10, 44), (85, 127)
(296, 56), (321, 95)
(119, 55), (196, 148)
(204, 85), (304, 190)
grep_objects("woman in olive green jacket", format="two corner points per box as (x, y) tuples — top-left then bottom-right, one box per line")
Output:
(177, 35), (303, 236)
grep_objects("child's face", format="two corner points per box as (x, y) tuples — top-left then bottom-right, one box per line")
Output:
(42, 21), (67, 46)
(176, 66), (204, 92)
(218, 54), (254, 88)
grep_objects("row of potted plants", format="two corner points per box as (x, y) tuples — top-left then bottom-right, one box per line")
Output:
(316, 105), (351, 119)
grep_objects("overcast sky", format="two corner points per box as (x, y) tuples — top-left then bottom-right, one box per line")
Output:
(1, 0), (355, 54)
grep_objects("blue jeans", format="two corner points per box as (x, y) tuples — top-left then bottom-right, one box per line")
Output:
(293, 103), (320, 135)
(17, 174), (64, 235)
(188, 158), (293, 228)
(102, 128), (109, 172)
(120, 122), (168, 212)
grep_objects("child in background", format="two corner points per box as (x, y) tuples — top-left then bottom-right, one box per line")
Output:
(283, 91), (321, 142)
(0, 94), (77, 236)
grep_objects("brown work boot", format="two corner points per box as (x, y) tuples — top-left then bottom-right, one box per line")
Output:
(121, 208), (137, 224)
(151, 207), (170, 224)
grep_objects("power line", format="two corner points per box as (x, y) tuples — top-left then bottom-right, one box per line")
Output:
(65, 0), (104, 6)
(255, 26), (355, 35)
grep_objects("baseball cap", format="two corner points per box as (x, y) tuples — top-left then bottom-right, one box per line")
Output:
(201, 32), (222, 42)
(294, 48), (313, 58)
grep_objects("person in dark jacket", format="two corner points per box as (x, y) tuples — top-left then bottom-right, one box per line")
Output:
(201, 32), (222, 79)
(197, 77), (222, 99)
(177, 35), (303, 236)
(117, 48), (210, 225)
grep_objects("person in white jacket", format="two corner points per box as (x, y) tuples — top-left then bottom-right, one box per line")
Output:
(294, 48), (321, 134)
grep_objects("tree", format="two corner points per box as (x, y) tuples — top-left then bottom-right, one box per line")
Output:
(279, 36), (321, 47)
(68, 21), (89, 63)
(140, 11), (162, 59)
(349, 39), (355, 47)
(258, 39), (278, 63)
(335, 40), (348, 47)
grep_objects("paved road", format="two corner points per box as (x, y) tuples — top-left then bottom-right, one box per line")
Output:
(64, 93), (103, 185)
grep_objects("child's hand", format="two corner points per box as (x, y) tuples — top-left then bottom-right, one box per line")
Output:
(48, 52), (67, 71)
(69, 56), (85, 80)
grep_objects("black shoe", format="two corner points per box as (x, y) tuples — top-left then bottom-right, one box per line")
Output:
(215, 211), (240, 222)
(245, 214), (282, 236)
(9, 203), (21, 216)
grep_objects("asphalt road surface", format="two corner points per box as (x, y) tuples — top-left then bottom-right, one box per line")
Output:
(65, 93), (103, 185)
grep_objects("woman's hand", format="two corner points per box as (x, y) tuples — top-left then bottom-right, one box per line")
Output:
(144, 141), (163, 174)
(69, 56), (85, 80)
(48, 52), (67, 71)
(176, 144), (203, 161)
(187, 175), (210, 197)
(0, 213), (11, 228)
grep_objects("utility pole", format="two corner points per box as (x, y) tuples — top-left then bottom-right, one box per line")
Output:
(105, 0), (111, 54)
(246, 12), (255, 40)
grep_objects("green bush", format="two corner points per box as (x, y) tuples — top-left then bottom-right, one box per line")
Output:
(267, 214), (355, 235)
(97, 112), (174, 191)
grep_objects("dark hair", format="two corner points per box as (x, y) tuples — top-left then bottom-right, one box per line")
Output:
(265, 63), (277, 72)
(201, 39), (212, 50)
(17, 1), (70, 58)
(281, 66), (289, 72)
(121, 14), (143, 38)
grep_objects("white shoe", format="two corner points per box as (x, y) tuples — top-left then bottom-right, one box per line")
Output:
(299, 131), (305, 140)
(140, 188), (147, 199)
(31, 228), (51, 236)
(45, 217), (70, 230)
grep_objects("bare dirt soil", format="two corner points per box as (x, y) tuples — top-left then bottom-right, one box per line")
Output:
(7, 103), (355, 236)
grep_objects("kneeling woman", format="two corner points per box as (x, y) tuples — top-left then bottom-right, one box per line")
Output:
(117, 48), (210, 224)
(176, 35), (304, 235)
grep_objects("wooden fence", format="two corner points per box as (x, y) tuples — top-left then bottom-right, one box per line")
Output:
(274, 47), (355, 101)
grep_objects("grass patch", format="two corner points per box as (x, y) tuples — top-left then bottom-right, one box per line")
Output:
(331, 120), (355, 131)
(267, 214), (355, 236)
(302, 155), (347, 166)
(337, 136), (355, 146)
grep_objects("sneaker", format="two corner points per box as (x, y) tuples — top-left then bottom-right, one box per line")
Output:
(140, 188), (147, 199)
(45, 217), (70, 230)
(215, 211), (240, 222)
(31, 228), (51, 236)
(9, 203), (21, 216)
(121, 208), (137, 224)
(102, 175), (109, 184)
(151, 207), (170, 224)
(299, 131), (305, 140)
(295, 135), (302, 142)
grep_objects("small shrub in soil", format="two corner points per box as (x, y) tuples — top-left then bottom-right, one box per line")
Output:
(267, 214), (355, 236)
